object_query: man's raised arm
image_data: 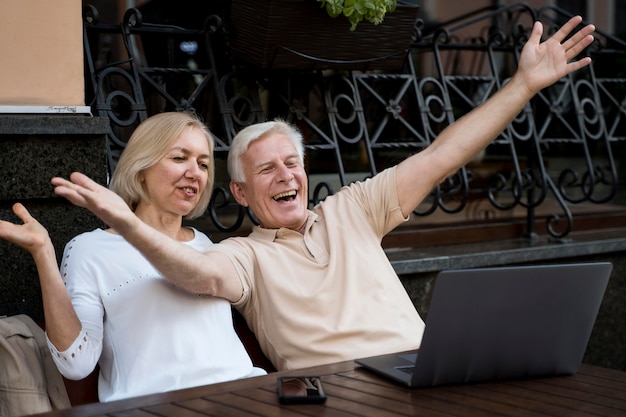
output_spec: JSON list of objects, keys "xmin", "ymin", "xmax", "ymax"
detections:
[
  {"xmin": 395, "ymin": 16, "xmax": 595, "ymax": 217},
  {"xmin": 52, "ymin": 172, "xmax": 243, "ymax": 302}
]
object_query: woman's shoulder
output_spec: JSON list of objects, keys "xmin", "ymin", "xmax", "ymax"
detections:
[
  {"xmin": 60, "ymin": 229, "xmax": 127, "ymax": 274},
  {"xmin": 64, "ymin": 228, "xmax": 123, "ymax": 252}
]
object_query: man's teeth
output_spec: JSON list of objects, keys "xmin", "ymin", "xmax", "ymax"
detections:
[{"xmin": 273, "ymin": 190, "xmax": 296, "ymax": 201}]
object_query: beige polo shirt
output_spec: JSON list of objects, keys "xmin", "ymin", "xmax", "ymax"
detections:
[{"xmin": 211, "ymin": 167, "xmax": 425, "ymax": 370}]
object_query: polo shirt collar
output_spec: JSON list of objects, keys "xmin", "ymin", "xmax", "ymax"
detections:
[{"xmin": 250, "ymin": 211, "xmax": 319, "ymax": 241}]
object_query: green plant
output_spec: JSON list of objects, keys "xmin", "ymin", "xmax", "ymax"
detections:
[{"xmin": 316, "ymin": 0, "xmax": 398, "ymax": 31}]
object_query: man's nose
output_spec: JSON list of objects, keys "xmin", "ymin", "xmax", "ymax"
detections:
[{"xmin": 277, "ymin": 164, "xmax": 294, "ymax": 182}]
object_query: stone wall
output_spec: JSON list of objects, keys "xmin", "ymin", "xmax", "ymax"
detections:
[{"xmin": 0, "ymin": 115, "xmax": 109, "ymax": 322}]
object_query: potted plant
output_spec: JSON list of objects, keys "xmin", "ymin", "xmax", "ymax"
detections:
[
  {"xmin": 228, "ymin": 0, "xmax": 419, "ymax": 71},
  {"xmin": 316, "ymin": 0, "xmax": 398, "ymax": 31}
]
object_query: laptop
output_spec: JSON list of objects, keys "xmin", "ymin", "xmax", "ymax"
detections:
[{"xmin": 355, "ymin": 262, "xmax": 612, "ymax": 387}]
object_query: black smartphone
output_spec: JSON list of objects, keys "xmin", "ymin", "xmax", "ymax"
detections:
[{"xmin": 277, "ymin": 376, "xmax": 327, "ymax": 404}]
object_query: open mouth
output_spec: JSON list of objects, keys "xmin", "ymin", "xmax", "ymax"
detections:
[
  {"xmin": 181, "ymin": 187, "xmax": 198, "ymax": 195},
  {"xmin": 273, "ymin": 190, "xmax": 297, "ymax": 201}
]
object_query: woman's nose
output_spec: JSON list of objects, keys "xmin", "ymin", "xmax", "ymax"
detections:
[{"xmin": 186, "ymin": 161, "xmax": 202, "ymax": 178}]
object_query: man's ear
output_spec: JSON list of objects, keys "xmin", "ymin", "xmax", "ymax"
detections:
[{"xmin": 229, "ymin": 181, "xmax": 249, "ymax": 207}]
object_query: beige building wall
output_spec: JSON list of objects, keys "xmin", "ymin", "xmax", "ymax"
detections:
[{"xmin": 0, "ymin": 0, "xmax": 84, "ymax": 106}]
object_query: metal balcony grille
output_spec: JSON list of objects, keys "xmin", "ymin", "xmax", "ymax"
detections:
[{"xmin": 83, "ymin": 3, "xmax": 626, "ymax": 241}]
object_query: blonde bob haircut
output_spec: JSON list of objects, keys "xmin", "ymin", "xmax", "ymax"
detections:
[
  {"xmin": 227, "ymin": 119, "xmax": 305, "ymax": 183},
  {"xmin": 109, "ymin": 112, "xmax": 215, "ymax": 220}
]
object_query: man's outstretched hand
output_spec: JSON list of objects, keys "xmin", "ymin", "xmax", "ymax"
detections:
[{"xmin": 517, "ymin": 15, "xmax": 594, "ymax": 96}]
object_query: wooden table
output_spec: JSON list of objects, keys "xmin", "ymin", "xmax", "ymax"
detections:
[{"xmin": 33, "ymin": 361, "xmax": 626, "ymax": 416}]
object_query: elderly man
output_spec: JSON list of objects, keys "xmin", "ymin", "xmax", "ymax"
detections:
[{"xmin": 53, "ymin": 17, "xmax": 595, "ymax": 371}]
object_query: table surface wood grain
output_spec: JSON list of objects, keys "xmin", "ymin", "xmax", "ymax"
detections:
[{"xmin": 31, "ymin": 361, "xmax": 626, "ymax": 417}]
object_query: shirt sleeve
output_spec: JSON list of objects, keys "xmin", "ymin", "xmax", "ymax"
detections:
[
  {"xmin": 47, "ymin": 234, "xmax": 104, "ymax": 380},
  {"xmin": 205, "ymin": 240, "xmax": 253, "ymax": 308},
  {"xmin": 340, "ymin": 166, "xmax": 408, "ymax": 237}
]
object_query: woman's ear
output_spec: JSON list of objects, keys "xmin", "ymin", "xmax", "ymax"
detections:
[{"xmin": 229, "ymin": 181, "xmax": 249, "ymax": 207}]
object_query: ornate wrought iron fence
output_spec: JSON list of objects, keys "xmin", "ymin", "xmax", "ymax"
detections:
[{"xmin": 82, "ymin": 3, "xmax": 626, "ymax": 241}]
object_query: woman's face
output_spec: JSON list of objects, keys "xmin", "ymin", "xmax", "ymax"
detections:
[{"xmin": 137, "ymin": 127, "xmax": 211, "ymax": 219}]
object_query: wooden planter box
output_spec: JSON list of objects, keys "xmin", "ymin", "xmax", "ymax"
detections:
[{"xmin": 229, "ymin": 0, "xmax": 419, "ymax": 71}]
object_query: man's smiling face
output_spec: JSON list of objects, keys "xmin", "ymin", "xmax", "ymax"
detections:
[{"xmin": 230, "ymin": 133, "xmax": 309, "ymax": 233}]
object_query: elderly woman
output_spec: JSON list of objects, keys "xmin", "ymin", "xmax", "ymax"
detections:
[{"xmin": 0, "ymin": 112, "xmax": 265, "ymax": 402}]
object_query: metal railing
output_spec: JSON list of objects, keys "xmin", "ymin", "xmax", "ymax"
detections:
[{"xmin": 82, "ymin": 2, "xmax": 626, "ymax": 240}]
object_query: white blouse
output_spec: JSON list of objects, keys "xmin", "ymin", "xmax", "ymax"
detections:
[{"xmin": 47, "ymin": 228, "xmax": 264, "ymax": 402}]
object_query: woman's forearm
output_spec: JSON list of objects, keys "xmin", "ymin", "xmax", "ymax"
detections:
[{"xmin": 31, "ymin": 242, "xmax": 82, "ymax": 350}]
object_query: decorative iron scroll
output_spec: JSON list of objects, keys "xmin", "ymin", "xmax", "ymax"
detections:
[{"xmin": 83, "ymin": 3, "xmax": 625, "ymax": 240}]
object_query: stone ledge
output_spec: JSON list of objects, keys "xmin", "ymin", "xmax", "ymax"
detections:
[
  {"xmin": 388, "ymin": 227, "xmax": 626, "ymax": 274},
  {"xmin": 0, "ymin": 115, "xmax": 109, "ymax": 135}
]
